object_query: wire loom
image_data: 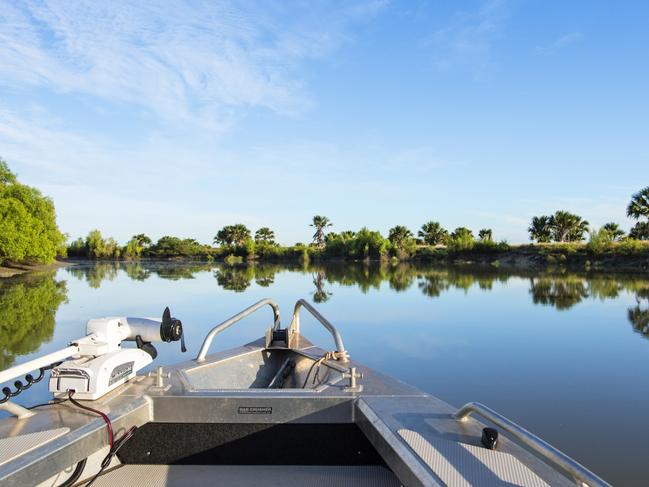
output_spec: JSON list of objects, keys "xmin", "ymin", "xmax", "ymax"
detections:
[{"xmin": 0, "ymin": 361, "xmax": 62, "ymax": 404}]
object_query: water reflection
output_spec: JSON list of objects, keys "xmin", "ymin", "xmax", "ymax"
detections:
[
  {"xmin": 66, "ymin": 262, "xmax": 213, "ymax": 287},
  {"xmin": 529, "ymin": 277, "xmax": 589, "ymax": 310},
  {"xmin": 312, "ymin": 271, "xmax": 332, "ymax": 303},
  {"xmin": 67, "ymin": 262, "xmax": 119, "ymax": 288},
  {"xmin": 0, "ymin": 272, "xmax": 67, "ymax": 369},
  {"xmin": 62, "ymin": 261, "xmax": 649, "ymax": 339},
  {"xmin": 214, "ymin": 266, "xmax": 254, "ymax": 292}
]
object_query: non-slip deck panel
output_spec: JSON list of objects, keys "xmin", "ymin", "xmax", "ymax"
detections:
[
  {"xmin": 117, "ymin": 423, "xmax": 386, "ymax": 466},
  {"xmin": 398, "ymin": 429, "xmax": 550, "ymax": 487},
  {"xmin": 90, "ymin": 465, "xmax": 401, "ymax": 487},
  {"xmin": 0, "ymin": 428, "xmax": 70, "ymax": 467}
]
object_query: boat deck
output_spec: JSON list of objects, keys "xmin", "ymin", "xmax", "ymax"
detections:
[
  {"xmin": 1, "ymin": 334, "xmax": 607, "ymax": 487},
  {"xmin": 91, "ymin": 465, "xmax": 400, "ymax": 487}
]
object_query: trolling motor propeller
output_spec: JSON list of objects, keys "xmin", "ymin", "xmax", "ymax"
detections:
[
  {"xmin": 134, "ymin": 307, "xmax": 187, "ymax": 359},
  {"xmin": 160, "ymin": 307, "xmax": 187, "ymax": 353}
]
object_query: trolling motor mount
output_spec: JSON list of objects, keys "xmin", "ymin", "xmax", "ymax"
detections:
[{"xmin": 48, "ymin": 307, "xmax": 186, "ymax": 400}]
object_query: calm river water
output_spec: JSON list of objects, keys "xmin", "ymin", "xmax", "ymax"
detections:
[{"xmin": 2, "ymin": 261, "xmax": 648, "ymax": 485}]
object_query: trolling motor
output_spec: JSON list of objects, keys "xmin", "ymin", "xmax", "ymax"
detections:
[{"xmin": 46, "ymin": 307, "xmax": 186, "ymax": 400}]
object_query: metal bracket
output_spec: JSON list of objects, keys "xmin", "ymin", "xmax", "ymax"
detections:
[
  {"xmin": 342, "ymin": 367, "xmax": 363, "ymax": 392},
  {"xmin": 0, "ymin": 400, "xmax": 36, "ymax": 419},
  {"xmin": 148, "ymin": 366, "xmax": 171, "ymax": 392}
]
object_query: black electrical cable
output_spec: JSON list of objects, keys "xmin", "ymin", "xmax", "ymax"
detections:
[
  {"xmin": 27, "ymin": 397, "xmax": 69, "ymax": 410},
  {"xmin": 67, "ymin": 391, "xmax": 114, "ymax": 448},
  {"xmin": 82, "ymin": 426, "xmax": 137, "ymax": 487},
  {"xmin": 57, "ymin": 458, "xmax": 87, "ymax": 487}
]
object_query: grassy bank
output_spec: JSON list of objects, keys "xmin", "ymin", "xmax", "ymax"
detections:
[{"xmin": 61, "ymin": 241, "xmax": 649, "ymax": 274}]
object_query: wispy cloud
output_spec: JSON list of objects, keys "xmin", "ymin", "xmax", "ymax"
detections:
[
  {"xmin": 423, "ymin": 0, "xmax": 510, "ymax": 73},
  {"xmin": 0, "ymin": 1, "xmax": 385, "ymax": 129},
  {"xmin": 536, "ymin": 31, "xmax": 583, "ymax": 54}
]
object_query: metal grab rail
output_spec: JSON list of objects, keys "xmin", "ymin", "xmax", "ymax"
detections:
[
  {"xmin": 454, "ymin": 402, "xmax": 611, "ymax": 487},
  {"xmin": 288, "ymin": 299, "xmax": 349, "ymax": 362},
  {"xmin": 196, "ymin": 299, "xmax": 281, "ymax": 362}
]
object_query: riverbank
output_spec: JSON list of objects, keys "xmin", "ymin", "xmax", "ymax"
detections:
[
  {"xmin": 62, "ymin": 242, "xmax": 649, "ymax": 273},
  {"xmin": 422, "ymin": 243, "xmax": 649, "ymax": 273},
  {"xmin": 0, "ymin": 260, "xmax": 68, "ymax": 278}
]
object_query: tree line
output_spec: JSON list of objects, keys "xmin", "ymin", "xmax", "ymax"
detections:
[
  {"xmin": 528, "ymin": 188, "xmax": 649, "ymax": 243},
  {"xmin": 66, "ymin": 187, "xmax": 649, "ymax": 262},
  {"xmin": 1, "ymin": 157, "xmax": 648, "ymax": 266},
  {"xmin": 66, "ymin": 216, "xmax": 508, "ymax": 262}
]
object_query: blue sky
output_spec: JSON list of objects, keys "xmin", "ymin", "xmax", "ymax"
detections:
[{"xmin": 1, "ymin": 0, "xmax": 647, "ymax": 244}]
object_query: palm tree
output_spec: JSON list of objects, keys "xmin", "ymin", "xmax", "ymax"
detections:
[
  {"xmin": 478, "ymin": 228, "xmax": 493, "ymax": 241},
  {"xmin": 310, "ymin": 215, "xmax": 332, "ymax": 248},
  {"xmin": 388, "ymin": 226, "xmax": 413, "ymax": 249},
  {"xmin": 450, "ymin": 227, "xmax": 474, "ymax": 240},
  {"xmin": 230, "ymin": 224, "xmax": 251, "ymax": 245},
  {"xmin": 214, "ymin": 224, "xmax": 251, "ymax": 246},
  {"xmin": 629, "ymin": 221, "xmax": 649, "ymax": 240},
  {"xmin": 132, "ymin": 233, "xmax": 152, "ymax": 247},
  {"xmin": 602, "ymin": 222, "xmax": 625, "ymax": 241},
  {"xmin": 549, "ymin": 211, "xmax": 589, "ymax": 242},
  {"xmin": 627, "ymin": 187, "xmax": 649, "ymax": 220},
  {"xmin": 254, "ymin": 227, "xmax": 275, "ymax": 244},
  {"xmin": 528, "ymin": 216, "xmax": 552, "ymax": 243},
  {"xmin": 418, "ymin": 221, "xmax": 448, "ymax": 245}
]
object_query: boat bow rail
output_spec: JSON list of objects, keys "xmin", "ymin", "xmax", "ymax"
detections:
[
  {"xmin": 196, "ymin": 298, "xmax": 349, "ymax": 363},
  {"xmin": 454, "ymin": 402, "xmax": 611, "ymax": 487}
]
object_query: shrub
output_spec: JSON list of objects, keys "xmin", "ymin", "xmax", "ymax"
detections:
[{"xmin": 587, "ymin": 228, "xmax": 614, "ymax": 254}]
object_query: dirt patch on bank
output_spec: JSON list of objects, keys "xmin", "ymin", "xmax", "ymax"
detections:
[{"xmin": 0, "ymin": 260, "xmax": 68, "ymax": 278}]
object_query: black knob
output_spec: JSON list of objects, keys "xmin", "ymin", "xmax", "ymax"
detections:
[{"xmin": 481, "ymin": 427, "xmax": 498, "ymax": 450}]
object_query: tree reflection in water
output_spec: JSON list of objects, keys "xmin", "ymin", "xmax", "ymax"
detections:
[
  {"xmin": 67, "ymin": 262, "xmax": 119, "ymax": 289},
  {"xmin": 0, "ymin": 272, "xmax": 67, "ymax": 369},
  {"xmin": 214, "ymin": 265, "xmax": 255, "ymax": 292},
  {"xmin": 62, "ymin": 261, "xmax": 649, "ymax": 342},
  {"xmin": 312, "ymin": 271, "xmax": 331, "ymax": 303},
  {"xmin": 627, "ymin": 281, "xmax": 649, "ymax": 339}
]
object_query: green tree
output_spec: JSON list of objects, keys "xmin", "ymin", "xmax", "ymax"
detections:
[
  {"xmin": 478, "ymin": 228, "xmax": 493, "ymax": 241},
  {"xmin": 310, "ymin": 215, "xmax": 332, "ymax": 248},
  {"xmin": 151, "ymin": 236, "xmax": 204, "ymax": 257},
  {"xmin": 0, "ymin": 159, "xmax": 17, "ymax": 185},
  {"xmin": 67, "ymin": 237, "xmax": 87, "ymax": 257},
  {"xmin": 627, "ymin": 187, "xmax": 649, "ymax": 220},
  {"xmin": 254, "ymin": 227, "xmax": 276, "ymax": 244},
  {"xmin": 549, "ymin": 211, "xmax": 589, "ymax": 242},
  {"xmin": 0, "ymin": 158, "xmax": 66, "ymax": 264},
  {"xmin": 350, "ymin": 228, "xmax": 388, "ymax": 259},
  {"xmin": 133, "ymin": 234, "xmax": 152, "ymax": 247},
  {"xmin": 388, "ymin": 225, "xmax": 414, "ymax": 249},
  {"xmin": 448, "ymin": 227, "xmax": 475, "ymax": 251},
  {"xmin": 601, "ymin": 222, "xmax": 625, "ymax": 241},
  {"xmin": 214, "ymin": 224, "xmax": 251, "ymax": 246},
  {"xmin": 85, "ymin": 229, "xmax": 108, "ymax": 259},
  {"xmin": 418, "ymin": 221, "xmax": 448, "ymax": 245},
  {"xmin": 528, "ymin": 216, "xmax": 553, "ymax": 243},
  {"xmin": 629, "ymin": 221, "xmax": 649, "ymax": 240},
  {"xmin": 123, "ymin": 237, "xmax": 144, "ymax": 259},
  {"xmin": 451, "ymin": 227, "xmax": 474, "ymax": 240},
  {"xmin": 123, "ymin": 234, "xmax": 152, "ymax": 258}
]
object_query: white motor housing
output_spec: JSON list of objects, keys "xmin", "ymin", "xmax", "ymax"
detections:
[
  {"xmin": 47, "ymin": 307, "xmax": 185, "ymax": 400},
  {"xmin": 49, "ymin": 348, "xmax": 152, "ymax": 400}
]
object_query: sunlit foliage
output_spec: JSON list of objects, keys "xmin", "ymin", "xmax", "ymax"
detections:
[{"xmin": 0, "ymin": 159, "xmax": 66, "ymax": 264}]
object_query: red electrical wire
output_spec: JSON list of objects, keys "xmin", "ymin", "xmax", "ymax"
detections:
[{"xmin": 67, "ymin": 390, "xmax": 114, "ymax": 448}]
